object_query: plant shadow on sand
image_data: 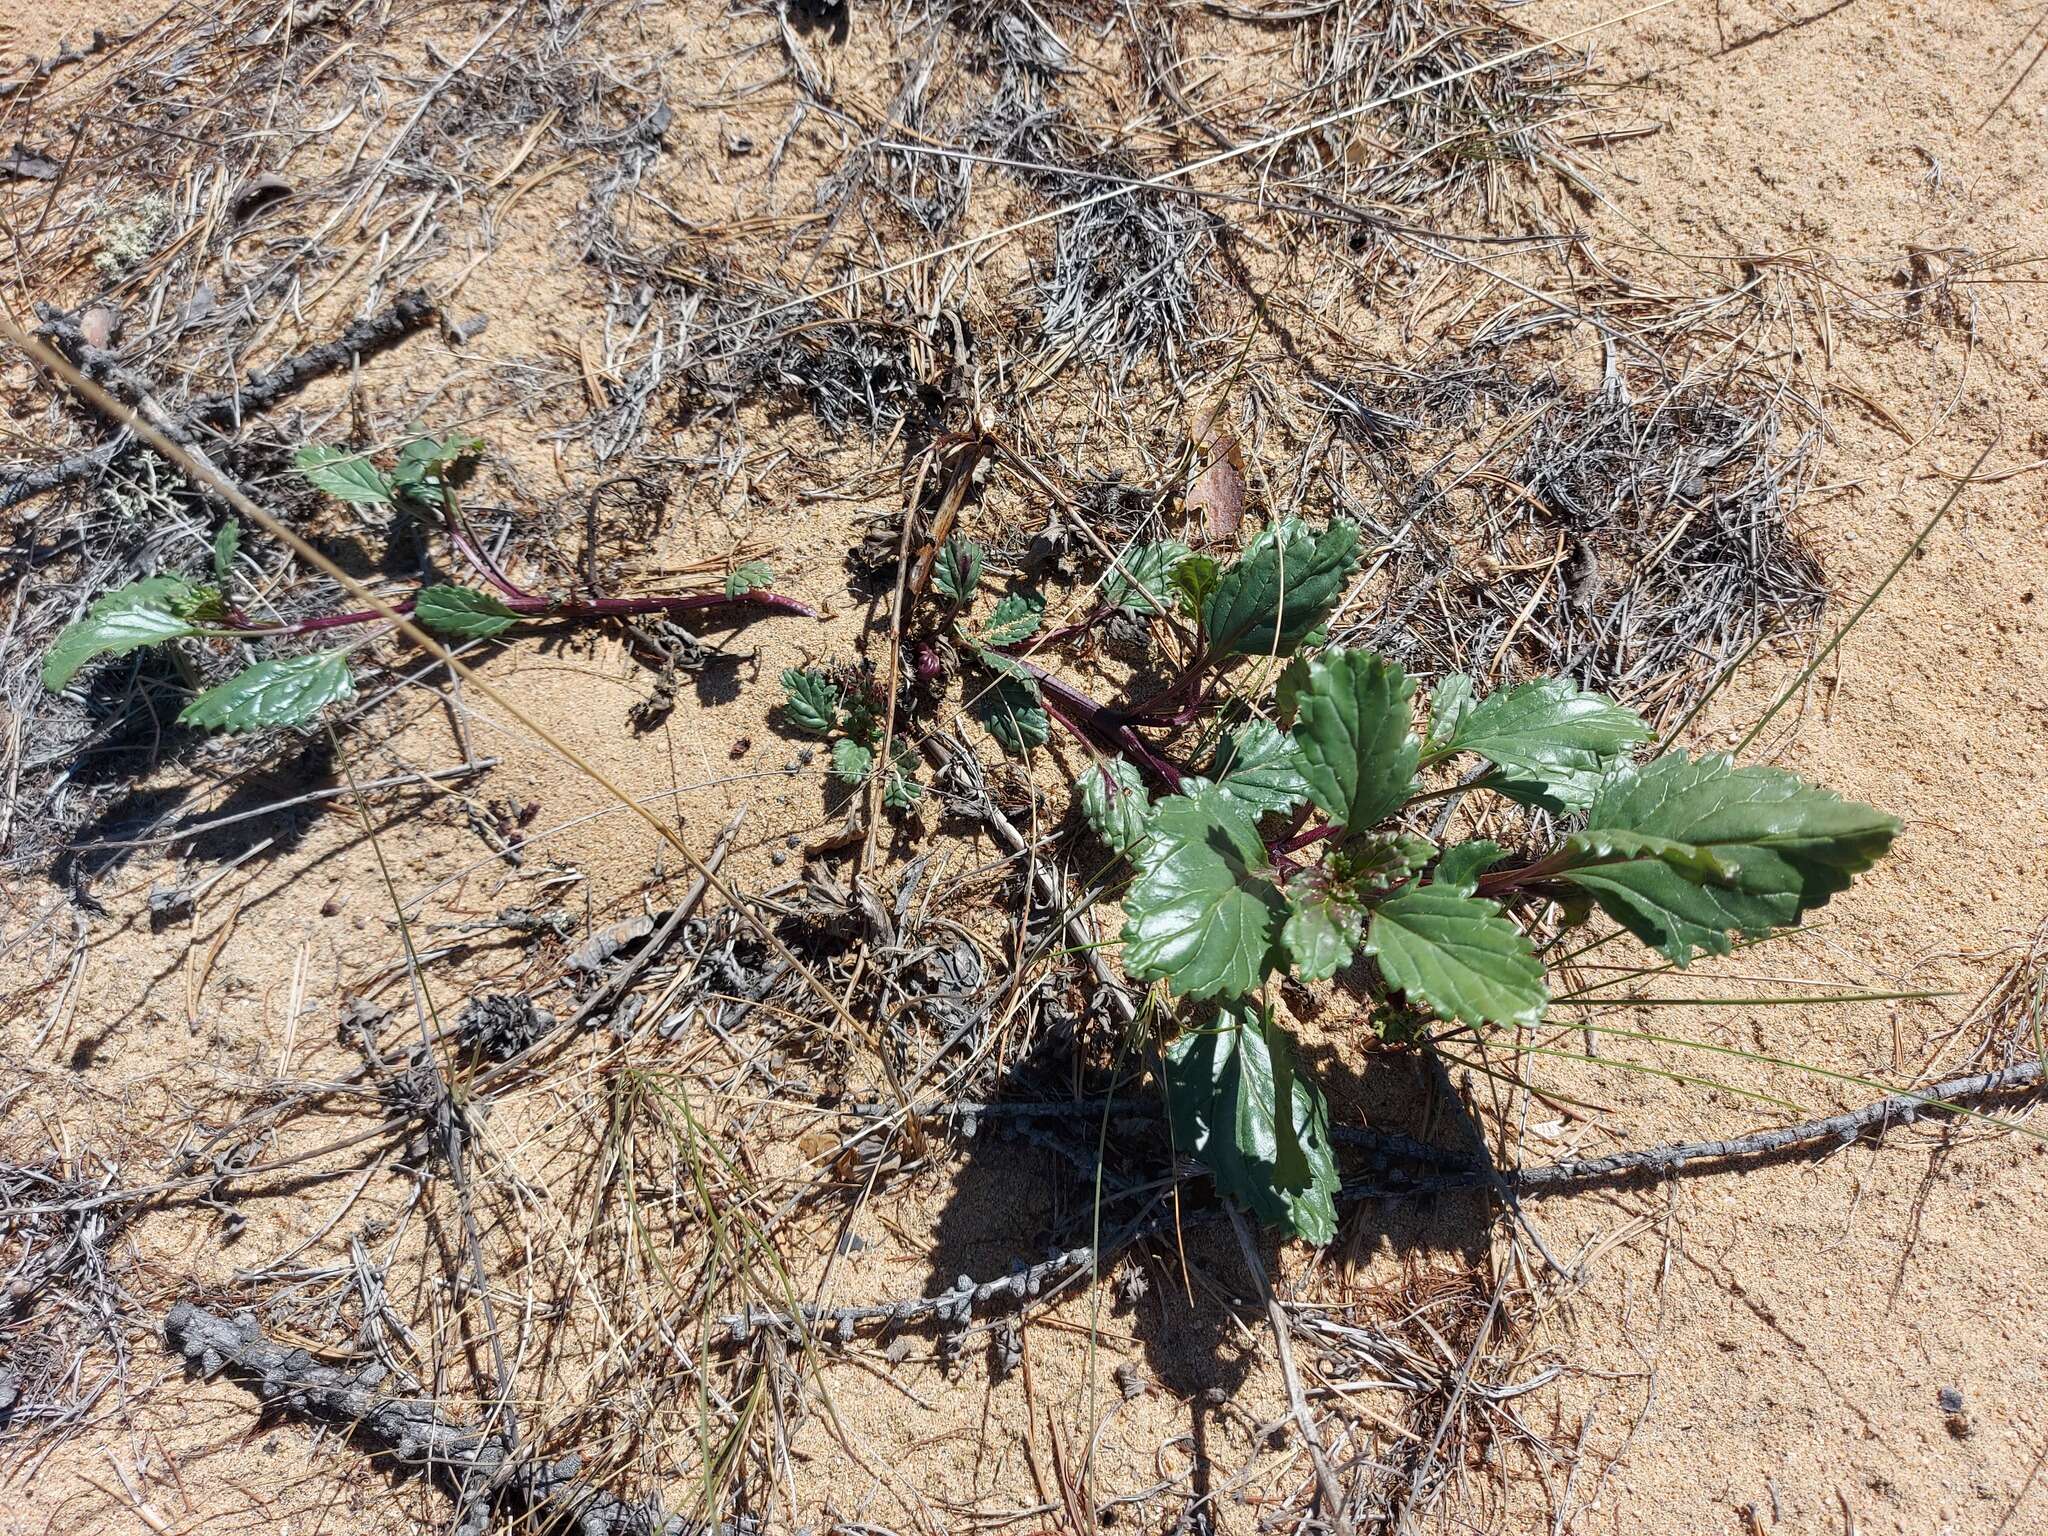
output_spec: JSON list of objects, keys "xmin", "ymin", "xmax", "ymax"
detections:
[{"xmin": 914, "ymin": 1006, "xmax": 1493, "ymax": 1523}]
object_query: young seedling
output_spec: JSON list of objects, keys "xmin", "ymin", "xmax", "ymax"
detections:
[
  {"xmin": 778, "ymin": 663, "xmax": 922, "ymax": 809},
  {"xmin": 40, "ymin": 434, "xmax": 813, "ymax": 732}
]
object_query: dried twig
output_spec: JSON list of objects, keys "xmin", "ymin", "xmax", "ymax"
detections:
[
  {"xmin": 1226, "ymin": 1202, "xmax": 1356, "ymax": 1536},
  {"xmin": 3, "ymin": 292, "xmax": 438, "ymax": 511},
  {"xmin": 163, "ymin": 1304, "xmax": 734, "ymax": 1536}
]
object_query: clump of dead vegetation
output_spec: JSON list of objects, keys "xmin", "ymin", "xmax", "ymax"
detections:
[{"xmin": 0, "ymin": 1140, "xmax": 137, "ymax": 1448}]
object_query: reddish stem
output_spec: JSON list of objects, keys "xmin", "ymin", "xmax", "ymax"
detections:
[
  {"xmin": 1007, "ymin": 653, "xmax": 1187, "ymax": 791},
  {"xmin": 1272, "ymin": 822, "xmax": 1342, "ymax": 857},
  {"xmin": 1474, "ymin": 848, "xmax": 1575, "ymax": 898}
]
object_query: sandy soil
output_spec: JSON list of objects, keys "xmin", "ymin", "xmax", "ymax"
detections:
[{"xmin": 5, "ymin": 1, "xmax": 2048, "ymax": 1534}]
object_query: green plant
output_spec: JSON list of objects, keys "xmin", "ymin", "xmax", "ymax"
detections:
[
  {"xmin": 1099, "ymin": 641, "xmax": 1899, "ymax": 1243},
  {"xmin": 787, "ymin": 520, "xmax": 1358, "ymax": 800},
  {"xmin": 41, "ymin": 434, "xmax": 813, "ymax": 731},
  {"xmin": 778, "ymin": 665, "xmax": 922, "ymax": 809},
  {"xmin": 774, "ymin": 517, "xmax": 1898, "ymax": 1240}
]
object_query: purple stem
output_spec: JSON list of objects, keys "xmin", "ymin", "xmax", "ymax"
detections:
[
  {"xmin": 1272, "ymin": 822, "xmax": 1342, "ymax": 857},
  {"xmin": 1474, "ymin": 848, "xmax": 1575, "ymax": 898},
  {"xmin": 1112, "ymin": 652, "xmax": 1214, "ymax": 726},
  {"xmin": 451, "ymin": 527, "xmax": 533, "ymax": 602},
  {"xmin": 1007, "ymin": 653, "xmax": 1187, "ymax": 791}
]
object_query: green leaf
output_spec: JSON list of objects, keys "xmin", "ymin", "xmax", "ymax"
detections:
[
  {"xmin": 295, "ymin": 445, "xmax": 393, "ymax": 506},
  {"xmin": 1273, "ymin": 654, "xmax": 1312, "ymax": 729},
  {"xmin": 42, "ymin": 576, "xmax": 205, "ymax": 689},
  {"xmin": 390, "ymin": 432, "xmax": 485, "ymax": 500},
  {"xmin": 1557, "ymin": 753, "xmax": 1900, "ymax": 966},
  {"xmin": 1425, "ymin": 673, "xmax": 1475, "ymax": 752},
  {"xmin": 971, "ymin": 645, "xmax": 1040, "ymax": 689},
  {"xmin": 1201, "ymin": 518, "xmax": 1360, "ymax": 658},
  {"xmin": 1169, "ymin": 555, "xmax": 1221, "ymax": 618},
  {"xmin": 725, "ymin": 560, "xmax": 775, "ymax": 598},
  {"xmin": 1432, "ymin": 839, "xmax": 1507, "ymax": 896},
  {"xmin": 413, "ymin": 584, "xmax": 519, "ymax": 639},
  {"xmin": 830, "ymin": 737, "xmax": 873, "ymax": 786},
  {"xmin": 933, "ymin": 537, "xmax": 984, "ymax": 604},
  {"xmin": 1102, "ymin": 540, "xmax": 1191, "ymax": 616},
  {"xmin": 1561, "ymin": 829, "xmax": 1742, "ymax": 883},
  {"xmin": 1078, "ymin": 758, "xmax": 1150, "ymax": 853},
  {"xmin": 1207, "ymin": 719, "xmax": 1310, "ymax": 815},
  {"xmin": 1121, "ymin": 787, "xmax": 1287, "ymax": 1000},
  {"xmin": 169, "ymin": 584, "xmax": 229, "ymax": 623},
  {"xmin": 179, "ymin": 649, "xmax": 356, "ymax": 732},
  {"xmin": 979, "ymin": 590, "xmax": 1044, "ymax": 647},
  {"xmin": 841, "ymin": 694, "xmax": 879, "ymax": 747},
  {"xmin": 780, "ymin": 668, "xmax": 841, "ymax": 736},
  {"xmin": 1163, "ymin": 1001, "xmax": 1339, "ymax": 1244},
  {"xmin": 1281, "ymin": 880, "xmax": 1361, "ymax": 981},
  {"xmin": 883, "ymin": 743, "xmax": 922, "ymax": 809},
  {"xmin": 212, "ymin": 521, "xmax": 242, "ymax": 586},
  {"xmin": 1434, "ymin": 677, "xmax": 1650, "ymax": 811},
  {"xmin": 977, "ymin": 675, "xmax": 1050, "ymax": 755},
  {"xmin": 1365, "ymin": 886, "xmax": 1547, "ymax": 1028},
  {"xmin": 1289, "ymin": 648, "xmax": 1419, "ymax": 831}
]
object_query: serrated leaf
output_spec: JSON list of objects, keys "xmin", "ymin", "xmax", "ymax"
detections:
[
  {"xmin": 971, "ymin": 645, "xmax": 1038, "ymax": 687},
  {"xmin": 979, "ymin": 590, "xmax": 1044, "ymax": 646},
  {"xmin": 1561, "ymin": 829, "xmax": 1742, "ymax": 883},
  {"xmin": 1425, "ymin": 673, "xmax": 1475, "ymax": 752},
  {"xmin": 179, "ymin": 649, "xmax": 356, "ymax": 732},
  {"xmin": 295, "ymin": 445, "xmax": 393, "ymax": 506},
  {"xmin": 167, "ymin": 584, "xmax": 227, "ymax": 622},
  {"xmin": 780, "ymin": 668, "xmax": 841, "ymax": 736},
  {"xmin": 213, "ymin": 521, "xmax": 242, "ymax": 586},
  {"xmin": 725, "ymin": 559, "xmax": 775, "ymax": 598},
  {"xmin": 1102, "ymin": 540, "xmax": 1191, "ymax": 616},
  {"xmin": 933, "ymin": 537, "xmax": 984, "ymax": 603},
  {"xmin": 1432, "ymin": 839, "xmax": 1507, "ymax": 896},
  {"xmin": 977, "ymin": 676, "xmax": 1050, "ymax": 755},
  {"xmin": 413, "ymin": 584, "xmax": 520, "ymax": 639},
  {"xmin": 1078, "ymin": 758, "xmax": 1150, "ymax": 853},
  {"xmin": 1365, "ymin": 885, "xmax": 1547, "ymax": 1028},
  {"xmin": 842, "ymin": 694, "xmax": 879, "ymax": 747},
  {"xmin": 883, "ymin": 767, "xmax": 921, "ymax": 809},
  {"xmin": 1290, "ymin": 648, "xmax": 1419, "ymax": 831},
  {"xmin": 42, "ymin": 576, "xmax": 205, "ymax": 689},
  {"xmin": 1557, "ymin": 753, "xmax": 1900, "ymax": 966},
  {"xmin": 1201, "ymin": 518, "xmax": 1360, "ymax": 658},
  {"xmin": 830, "ymin": 737, "xmax": 873, "ymax": 785},
  {"xmin": 1121, "ymin": 788, "xmax": 1287, "ymax": 1000},
  {"xmin": 1434, "ymin": 677, "xmax": 1650, "ymax": 811},
  {"xmin": 1208, "ymin": 719, "xmax": 1310, "ymax": 815},
  {"xmin": 1281, "ymin": 881, "xmax": 1361, "ymax": 981},
  {"xmin": 1163, "ymin": 1001, "xmax": 1339, "ymax": 1244}
]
